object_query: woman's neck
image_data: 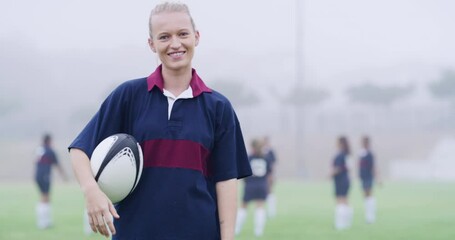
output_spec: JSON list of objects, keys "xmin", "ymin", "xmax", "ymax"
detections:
[{"xmin": 162, "ymin": 66, "xmax": 192, "ymax": 96}]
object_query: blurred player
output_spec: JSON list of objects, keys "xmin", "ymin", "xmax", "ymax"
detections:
[
  {"xmin": 34, "ymin": 133, "xmax": 67, "ymax": 229},
  {"xmin": 263, "ymin": 136, "xmax": 277, "ymax": 218},
  {"xmin": 331, "ymin": 136, "xmax": 353, "ymax": 230},
  {"xmin": 236, "ymin": 139, "xmax": 271, "ymax": 237},
  {"xmin": 359, "ymin": 135, "xmax": 377, "ymax": 223}
]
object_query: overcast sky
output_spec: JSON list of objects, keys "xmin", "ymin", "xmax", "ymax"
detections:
[{"xmin": 1, "ymin": 0, "xmax": 455, "ymax": 89}]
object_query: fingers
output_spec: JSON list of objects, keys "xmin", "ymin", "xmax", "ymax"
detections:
[
  {"xmin": 87, "ymin": 214, "xmax": 97, "ymax": 233},
  {"xmin": 87, "ymin": 209, "xmax": 113, "ymax": 237},
  {"xmin": 106, "ymin": 202, "xmax": 119, "ymax": 235},
  {"xmin": 84, "ymin": 188, "xmax": 118, "ymax": 238},
  {"xmin": 96, "ymin": 214, "xmax": 109, "ymax": 237},
  {"xmin": 104, "ymin": 212, "xmax": 115, "ymax": 236},
  {"xmin": 109, "ymin": 203, "xmax": 120, "ymax": 219}
]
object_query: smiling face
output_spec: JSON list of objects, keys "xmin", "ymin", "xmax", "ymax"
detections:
[{"xmin": 148, "ymin": 11, "xmax": 199, "ymax": 73}]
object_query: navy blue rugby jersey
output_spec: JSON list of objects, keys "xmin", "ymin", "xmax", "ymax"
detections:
[
  {"xmin": 36, "ymin": 146, "xmax": 58, "ymax": 176},
  {"xmin": 245, "ymin": 153, "xmax": 272, "ymax": 187},
  {"xmin": 333, "ymin": 151, "xmax": 349, "ymax": 182},
  {"xmin": 359, "ymin": 150, "xmax": 374, "ymax": 179},
  {"xmin": 69, "ymin": 65, "xmax": 252, "ymax": 239},
  {"xmin": 264, "ymin": 149, "xmax": 276, "ymax": 169}
]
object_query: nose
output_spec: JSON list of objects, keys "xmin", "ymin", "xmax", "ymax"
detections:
[{"xmin": 170, "ymin": 36, "xmax": 182, "ymax": 49}]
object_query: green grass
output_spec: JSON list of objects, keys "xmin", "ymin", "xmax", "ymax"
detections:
[{"xmin": 1, "ymin": 181, "xmax": 454, "ymax": 240}]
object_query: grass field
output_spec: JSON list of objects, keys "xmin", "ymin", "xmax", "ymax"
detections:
[{"xmin": 0, "ymin": 181, "xmax": 454, "ymax": 240}]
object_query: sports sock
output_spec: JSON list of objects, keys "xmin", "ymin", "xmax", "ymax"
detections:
[
  {"xmin": 266, "ymin": 194, "xmax": 277, "ymax": 217},
  {"xmin": 365, "ymin": 197, "xmax": 376, "ymax": 223},
  {"xmin": 36, "ymin": 202, "xmax": 51, "ymax": 229},
  {"xmin": 335, "ymin": 204, "xmax": 351, "ymax": 230},
  {"xmin": 254, "ymin": 208, "xmax": 266, "ymax": 236},
  {"xmin": 235, "ymin": 208, "xmax": 247, "ymax": 235}
]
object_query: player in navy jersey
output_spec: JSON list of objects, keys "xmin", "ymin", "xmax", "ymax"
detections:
[
  {"xmin": 69, "ymin": 2, "xmax": 252, "ymax": 239},
  {"xmin": 359, "ymin": 136, "xmax": 377, "ymax": 223},
  {"xmin": 235, "ymin": 139, "xmax": 271, "ymax": 237},
  {"xmin": 35, "ymin": 133, "xmax": 67, "ymax": 229},
  {"xmin": 331, "ymin": 136, "xmax": 353, "ymax": 230},
  {"xmin": 262, "ymin": 136, "xmax": 277, "ymax": 217}
]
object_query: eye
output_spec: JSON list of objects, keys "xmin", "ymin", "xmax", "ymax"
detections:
[
  {"xmin": 179, "ymin": 32, "xmax": 190, "ymax": 37},
  {"xmin": 158, "ymin": 35, "xmax": 169, "ymax": 41}
]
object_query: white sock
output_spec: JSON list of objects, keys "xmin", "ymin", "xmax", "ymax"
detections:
[
  {"xmin": 335, "ymin": 205, "xmax": 344, "ymax": 230},
  {"xmin": 267, "ymin": 194, "xmax": 277, "ymax": 217},
  {"xmin": 254, "ymin": 208, "xmax": 266, "ymax": 237},
  {"xmin": 335, "ymin": 204, "xmax": 351, "ymax": 230},
  {"xmin": 235, "ymin": 208, "xmax": 247, "ymax": 235},
  {"xmin": 365, "ymin": 197, "xmax": 376, "ymax": 223},
  {"xmin": 36, "ymin": 203, "xmax": 51, "ymax": 229},
  {"xmin": 83, "ymin": 209, "xmax": 92, "ymax": 235}
]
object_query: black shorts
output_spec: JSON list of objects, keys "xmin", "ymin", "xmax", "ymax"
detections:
[
  {"xmin": 243, "ymin": 184, "xmax": 268, "ymax": 203},
  {"xmin": 35, "ymin": 173, "xmax": 50, "ymax": 194},
  {"xmin": 334, "ymin": 178, "xmax": 350, "ymax": 197},
  {"xmin": 361, "ymin": 178, "xmax": 373, "ymax": 191}
]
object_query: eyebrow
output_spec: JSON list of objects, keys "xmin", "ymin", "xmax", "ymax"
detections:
[{"xmin": 155, "ymin": 28, "xmax": 192, "ymax": 36}]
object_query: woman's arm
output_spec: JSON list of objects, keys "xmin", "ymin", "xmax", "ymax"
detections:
[
  {"xmin": 331, "ymin": 166, "xmax": 342, "ymax": 177},
  {"xmin": 70, "ymin": 148, "xmax": 119, "ymax": 237},
  {"xmin": 216, "ymin": 178, "xmax": 238, "ymax": 240}
]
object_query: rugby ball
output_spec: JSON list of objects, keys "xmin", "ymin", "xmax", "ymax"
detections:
[{"xmin": 90, "ymin": 133, "xmax": 143, "ymax": 204}]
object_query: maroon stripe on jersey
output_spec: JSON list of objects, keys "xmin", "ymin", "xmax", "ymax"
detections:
[
  {"xmin": 39, "ymin": 156, "xmax": 52, "ymax": 164},
  {"xmin": 141, "ymin": 139, "xmax": 211, "ymax": 176}
]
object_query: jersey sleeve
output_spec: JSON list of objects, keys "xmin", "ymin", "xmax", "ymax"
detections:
[
  {"xmin": 266, "ymin": 156, "xmax": 273, "ymax": 175},
  {"xmin": 68, "ymin": 84, "xmax": 129, "ymax": 158},
  {"xmin": 370, "ymin": 153, "xmax": 375, "ymax": 168},
  {"xmin": 210, "ymin": 103, "xmax": 252, "ymax": 182},
  {"xmin": 268, "ymin": 150, "xmax": 276, "ymax": 164},
  {"xmin": 334, "ymin": 154, "xmax": 344, "ymax": 167},
  {"xmin": 50, "ymin": 150, "xmax": 59, "ymax": 165}
]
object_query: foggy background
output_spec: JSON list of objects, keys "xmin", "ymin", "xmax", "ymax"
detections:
[{"xmin": 1, "ymin": 0, "xmax": 454, "ymax": 181}]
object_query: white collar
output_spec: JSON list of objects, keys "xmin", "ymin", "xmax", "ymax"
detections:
[
  {"xmin": 162, "ymin": 86, "xmax": 194, "ymax": 120},
  {"xmin": 163, "ymin": 87, "xmax": 193, "ymax": 100}
]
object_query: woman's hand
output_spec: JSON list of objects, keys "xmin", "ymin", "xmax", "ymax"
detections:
[{"xmin": 84, "ymin": 185, "xmax": 119, "ymax": 237}]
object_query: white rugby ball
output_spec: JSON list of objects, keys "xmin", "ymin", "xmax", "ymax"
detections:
[{"xmin": 90, "ymin": 133, "xmax": 143, "ymax": 204}]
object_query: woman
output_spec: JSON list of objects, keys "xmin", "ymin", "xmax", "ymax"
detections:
[
  {"xmin": 359, "ymin": 135, "xmax": 377, "ymax": 223},
  {"xmin": 262, "ymin": 136, "xmax": 277, "ymax": 218},
  {"xmin": 69, "ymin": 2, "xmax": 252, "ymax": 239},
  {"xmin": 35, "ymin": 133, "xmax": 67, "ymax": 229},
  {"xmin": 235, "ymin": 139, "xmax": 270, "ymax": 237},
  {"xmin": 331, "ymin": 136, "xmax": 353, "ymax": 230}
]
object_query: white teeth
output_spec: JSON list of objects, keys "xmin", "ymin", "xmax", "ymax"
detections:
[{"xmin": 169, "ymin": 52, "xmax": 184, "ymax": 57}]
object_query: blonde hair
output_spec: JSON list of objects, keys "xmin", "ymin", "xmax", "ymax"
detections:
[{"xmin": 148, "ymin": 2, "xmax": 196, "ymax": 38}]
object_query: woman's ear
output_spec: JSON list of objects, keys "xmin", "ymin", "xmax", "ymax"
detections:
[
  {"xmin": 195, "ymin": 31, "xmax": 200, "ymax": 46},
  {"xmin": 148, "ymin": 38, "xmax": 156, "ymax": 52}
]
